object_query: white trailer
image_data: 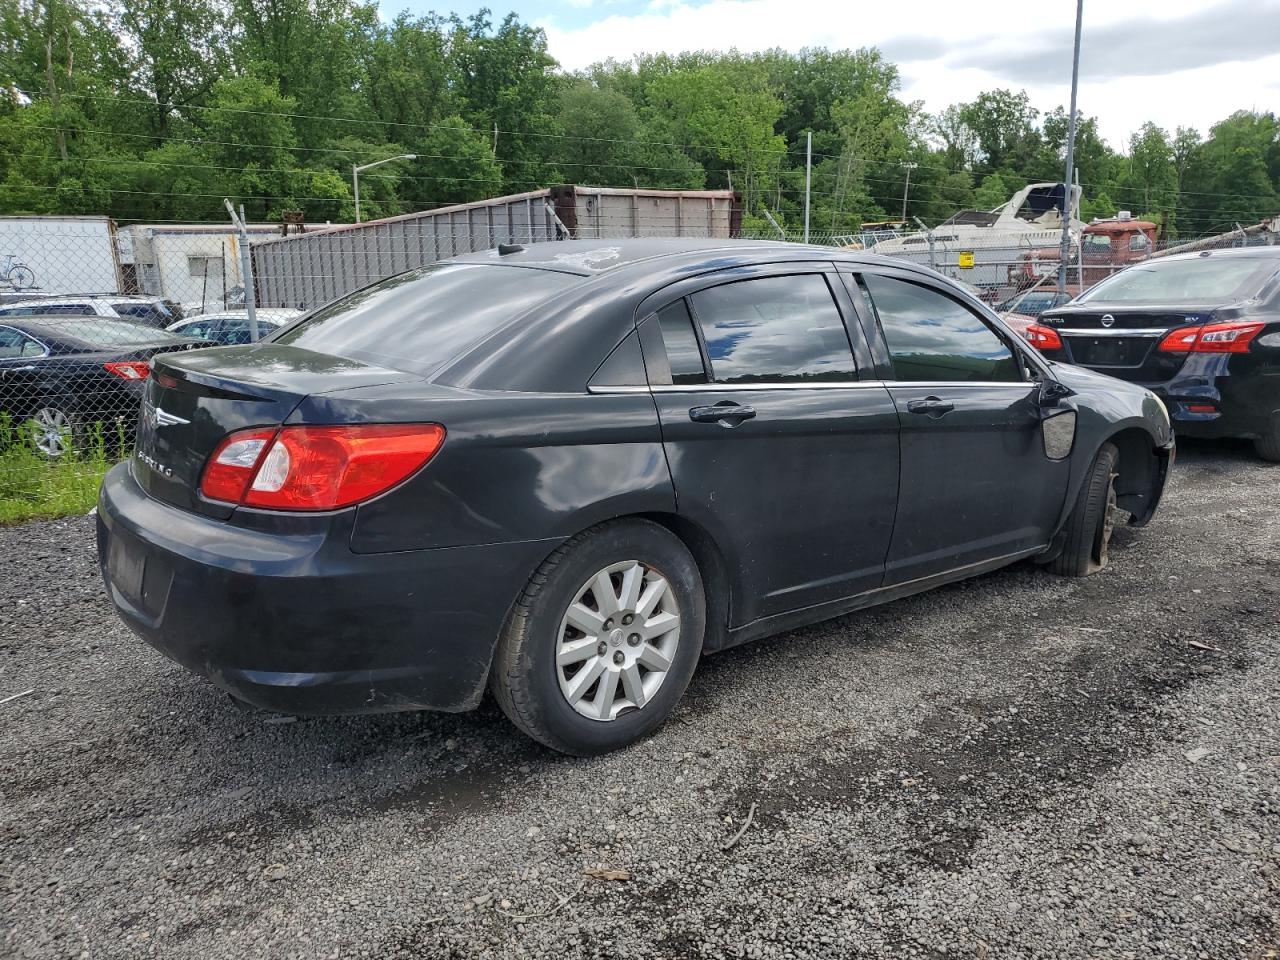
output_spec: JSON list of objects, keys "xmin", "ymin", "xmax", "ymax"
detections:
[{"xmin": 0, "ymin": 215, "xmax": 122, "ymax": 297}]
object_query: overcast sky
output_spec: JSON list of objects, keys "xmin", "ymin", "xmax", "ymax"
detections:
[{"xmin": 404, "ymin": 0, "xmax": 1280, "ymax": 150}]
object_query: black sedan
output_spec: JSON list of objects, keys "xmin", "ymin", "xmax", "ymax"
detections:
[
  {"xmin": 0, "ymin": 317, "xmax": 207, "ymax": 457},
  {"xmin": 1031, "ymin": 247, "xmax": 1280, "ymax": 460},
  {"xmin": 97, "ymin": 240, "xmax": 1174, "ymax": 755}
]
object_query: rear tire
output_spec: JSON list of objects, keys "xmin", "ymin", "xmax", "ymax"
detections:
[
  {"xmin": 1255, "ymin": 416, "xmax": 1280, "ymax": 462},
  {"xmin": 1049, "ymin": 442, "xmax": 1120, "ymax": 577},
  {"xmin": 490, "ymin": 519, "xmax": 705, "ymax": 756}
]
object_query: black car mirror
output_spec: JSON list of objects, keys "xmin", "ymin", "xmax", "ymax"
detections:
[{"xmin": 1037, "ymin": 378, "xmax": 1075, "ymax": 408}]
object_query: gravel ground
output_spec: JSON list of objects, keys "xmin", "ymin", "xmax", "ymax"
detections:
[{"xmin": 2, "ymin": 439, "xmax": 1278, "ymax": 960}]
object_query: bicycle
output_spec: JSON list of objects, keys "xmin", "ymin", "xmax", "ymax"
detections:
[{"xmin": 0, "ymin": 254, "xmax": 36, "ymax": 291}]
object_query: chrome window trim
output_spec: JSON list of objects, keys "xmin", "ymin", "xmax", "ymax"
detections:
[
  {"xmin": 589, "ymin": 379, "xmax": 1032, "ymax": 395},
  {"xmin": 1056, "ymin": 327, "xmax": 1169, "ymax": 337}
]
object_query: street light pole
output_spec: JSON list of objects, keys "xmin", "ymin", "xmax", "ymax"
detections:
[
  {"xmin": 352, "ymin": 154, "xmax": 417, "ymax": 224},
  {"xmin": 901, "ymin": 162, "xmax": 918, "ymax": 222},
  {"xmin": 1058, "ymin": 0, "xmax": 1084, "ymax": 295}
]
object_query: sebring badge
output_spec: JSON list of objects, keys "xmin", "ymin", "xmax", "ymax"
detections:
[
  {"xmin": 1100, "ymin": 314, "xmax": 1116, "ymax": 328},
  {"xmin": 135, "ymin": 450, "xmax": 174, "ymax": 477}
]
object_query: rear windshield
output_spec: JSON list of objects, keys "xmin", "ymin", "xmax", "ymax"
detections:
[
  {"xmin": 59, "ymin": 320, "xmax": 192, "ymax": 347},
  {"xmin": 271, "ymin": 263, "xmax": 579, "ymax": 376},
  {"xmin": 1079, "ymin": 256, "xmax": 1277, "ymax": 304}
]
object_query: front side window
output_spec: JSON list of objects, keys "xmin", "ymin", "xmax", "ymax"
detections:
[
  {"xmin": 862, "ymin": 274, "xmax": 1022, "ymax": 383},
  {"xmin": 687, "ymin": 274, "xmax": 856, "ymax": 384}
]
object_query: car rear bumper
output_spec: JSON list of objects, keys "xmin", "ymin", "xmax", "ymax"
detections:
[
  {"xmin": 97, "ymin": 461, "xmax": 559, "ymax": 715},
  {"xmin": 1149, "ymin": 380, "xmax": 1278, "ymax": 441}
]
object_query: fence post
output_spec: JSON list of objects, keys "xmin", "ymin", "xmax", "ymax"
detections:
[{"xmin": 224, "ymin": 200, "xmax": 259, "ymax": 342}]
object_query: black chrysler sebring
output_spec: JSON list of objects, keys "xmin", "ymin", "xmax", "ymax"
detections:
[{"xmin": 98, "ymin": 239, "xmax": 1174, "ymax": 754}]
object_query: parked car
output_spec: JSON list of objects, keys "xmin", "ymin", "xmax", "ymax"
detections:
[
  {"xmin": 996, "ymin": 288, "xmax": 1075, "ymax": 319},
  {"xmin": 1031, "ymin": 247, "xmax": 1280, "ymax": 460},
  {"xmin": 0, "ymin": 294, "xmax": 183, "ymax": 327},
  {"xmin": 98, "ymin": 240, "xmax": 1173, "ymax": 755},
  {"xmin": 0, "ymin": 317, "xmax": 207, "ymax": 457},
  {"xmin": 0, "ymin": 296, "xmax": 123, "ymax": 320},
  {"xmin": 1000, "ymin": 311, "xmax": 1038, "ymax": 339},
  {"xmin": 167, "ymin": 308, "xmax": 302, "ymax": 345}
]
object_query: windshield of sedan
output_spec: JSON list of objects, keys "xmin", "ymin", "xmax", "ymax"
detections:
[
  {"xmin": 271, "ymin": 263, "xmax": 579, "ymax": 376},
  {"xmin": 1078, "ymin": 256, "xmax": 1276, "ymax": 303}
]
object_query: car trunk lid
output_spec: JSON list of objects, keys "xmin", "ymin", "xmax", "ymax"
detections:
[
  {"xmin": 133, "ymin": 344, "xmax": 423, "ymax": 518},
  {"xmin": 1039, "ymin": 303, "xmax": 1219, "ymax": 382}
]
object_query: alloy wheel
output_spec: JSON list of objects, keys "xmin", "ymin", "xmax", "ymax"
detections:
[
  {"xmin": 556, "ymin": 560, "xmax": 681, "ymax": 721},
  {"xmin": 28, "ymin": 407, "xmax": 72, "ymax": 458}
]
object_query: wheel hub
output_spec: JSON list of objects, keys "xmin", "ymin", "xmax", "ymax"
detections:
[{"xmin": 555, "ymin": 560, "xmax": 681, "ymax": 722}]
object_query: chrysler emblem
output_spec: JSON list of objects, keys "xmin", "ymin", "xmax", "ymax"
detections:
[
  {"xmin": 143, "ymin": 403, "xmax": 190, "ymax": 429},
  {"xmin": 1100, "ymin": 314, "xmax": 1116, "ymax": 328}
]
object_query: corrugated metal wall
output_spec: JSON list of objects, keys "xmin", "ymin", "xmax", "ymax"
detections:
[{"xmin": 252, "ymin": 186, "xmax": 742, "ymax": 308}]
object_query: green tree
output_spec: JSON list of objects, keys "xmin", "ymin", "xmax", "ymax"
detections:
[{"xmin": 958, "ymin": 89, "xmax": 1042, "ymax": 176}]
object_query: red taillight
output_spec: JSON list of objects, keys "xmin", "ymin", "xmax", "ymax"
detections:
[
  {"xmin": 201, "ymin": 428, "xmax": 277, "ymax": 503},
  {"xmin": 1158, "ymin": 322, "xmax": 1264, "ymax": 354},
  {"xmin": 1025, "ymin": 324, "xmax": 1063, "ymax": 351},
  {"xmin": 199, "ymin": 424, "xmax": 445, "ymax": 511},
  {"xmin": 104, "ymin": 360, "xmax": 150, "ymax": 380}
]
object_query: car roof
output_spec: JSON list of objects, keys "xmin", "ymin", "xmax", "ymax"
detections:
[
  {"xmin": 1153, "ymin": 246, "xmax": 1280, "ymax": 264},
  {"xmin": 448, "ymin": 237, "xmax": 913, "ymax": 278},
  {"xmin": 178, "ymin": 309, "xmax": 296, "ymax": 323},
  {"xmin": 0, "ymin": 296, "xmax": 106, "ymax": 308}
]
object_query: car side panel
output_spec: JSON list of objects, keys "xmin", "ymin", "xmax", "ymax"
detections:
[{"xmin": 288, "ymin": 386, "xmax": 676, "ymax": 554}]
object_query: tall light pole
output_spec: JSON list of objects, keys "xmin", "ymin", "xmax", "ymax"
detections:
[
  {"xmin": 1058, "ymin": 0, "xmax": 1084, "ymax": 295},
  {"xmin": 803, "ymin": 131, "xmax": 812, "ymax": 243},
  {"xmin": 353, "ymin": 154, "xmax": 417, "ymax": 224},
  {"xmin": 900, "ymin": 162, "xmax": 918, "ymax": 222}
]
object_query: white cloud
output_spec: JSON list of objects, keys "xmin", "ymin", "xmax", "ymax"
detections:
[{"xmin": 541, "ymin": 0, "xmax": 1280, "ymax": 147}]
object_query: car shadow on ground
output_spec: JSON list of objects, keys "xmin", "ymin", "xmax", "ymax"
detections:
[{"xmin": 145, "ymin": 435, "xmax": 1263, "ymax": 836}]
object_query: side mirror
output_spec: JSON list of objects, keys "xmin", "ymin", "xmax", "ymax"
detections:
[{"xmin": 1038, "ymin": 378, "xmax": 1075, "ymax": 408}]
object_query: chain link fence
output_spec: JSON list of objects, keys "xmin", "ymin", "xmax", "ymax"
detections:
[{"xmin": 2, "ymin": 197, "xmax": 1276, "ymax": 522}]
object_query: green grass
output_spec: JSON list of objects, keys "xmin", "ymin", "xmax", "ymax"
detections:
[{"xmin": 0, "ymin": 416, "xmax": 127, "ymax": 525}]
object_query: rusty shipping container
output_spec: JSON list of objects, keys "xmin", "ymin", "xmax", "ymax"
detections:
[{"xmin": 252, "ymin": 185, "xmax": 743, "ymax": 309}]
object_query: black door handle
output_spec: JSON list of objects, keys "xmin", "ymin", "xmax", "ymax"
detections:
[
  {"xmin": 906, "ymin": 396, "xmax": 955, "ymax": 417},
  {"xmin": 689, "ymin": 401, "xmax": 757, "ymax": 425}
]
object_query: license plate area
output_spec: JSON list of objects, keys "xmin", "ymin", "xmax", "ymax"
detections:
[
  {"xmin": 107, "ymin": 532, "xmax": 173, "ymax": 616},
  {"xmin": 1067, "ymin": 337, "xmax": 1153, "ymax": 367},
  {"xmin": 108, "ymin": 534, "xmax": 145, "ymax": 604}
]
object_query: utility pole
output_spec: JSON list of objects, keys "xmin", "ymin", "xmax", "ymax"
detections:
[
  {"xmin": 224, "ymin": 199, "xmax": 259, "ymax": 343},
  {"xmin": 901, "ymin": 162, "xmax": 918, "ymax": 222},
  {"xmin": 803, "ymin": 131, "xmax": 812, "ymax": 244},
  {"xmin": 1058, "ymin": 0, "xmax": 1084, "ymax": 295}
]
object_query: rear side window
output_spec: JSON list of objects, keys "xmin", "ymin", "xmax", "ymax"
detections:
[
  {"xmin": 656, "ymin": 300, "xmax": 706, "ymax": 384},
  {"xmin": 272, "ymin": 263, "xmax": 578, "ymax": 377},
  {"xmin": 862, "ymin": 274, "xmax": 1021, "ymax": 383},
  {"xmin": 0, "ymin": 327, "xmax": 44, "ymax": 359},
  {"xmin": 687, "ymin": 274, "xmax": 856, "ymax": 384}
]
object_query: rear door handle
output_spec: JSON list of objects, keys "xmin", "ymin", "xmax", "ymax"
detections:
[
  {"xmin": 689, "ymin": 401, "xmax": 757, "ymax": 425},
  {"xmin": 906, "ymin": 396, "xmax": 955, "ymax": 418}
]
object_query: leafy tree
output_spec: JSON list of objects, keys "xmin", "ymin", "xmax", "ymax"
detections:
[{"xmin": 958, "ymin": 89, "xmax": 1041, "ymax": 176}]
